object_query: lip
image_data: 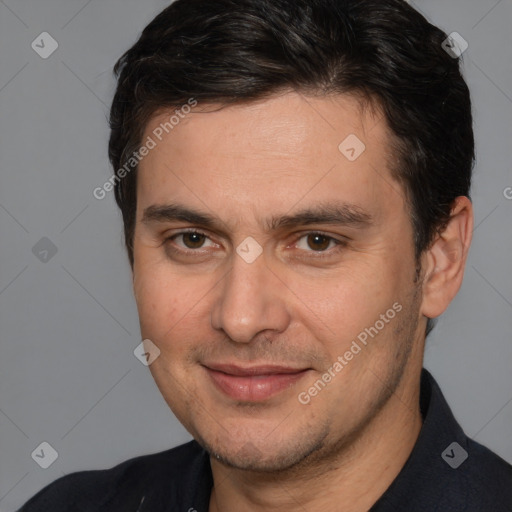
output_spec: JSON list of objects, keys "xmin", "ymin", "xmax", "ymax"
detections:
[{"xmin": 203, "ymin": 363, "xmax": 310, "ymax": 402}]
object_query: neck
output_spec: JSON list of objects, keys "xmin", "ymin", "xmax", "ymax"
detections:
[{"xmin": 209, "ymin": 365, "xmax": 424, "ymax": 512}]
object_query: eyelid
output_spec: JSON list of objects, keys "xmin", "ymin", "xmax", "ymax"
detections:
[
  {"xmin": 166, "ymin": 228, "xmax": 216, "ymax": 251},
  {"xmin": 289, "ymin": 231, "xmax": 347, "ymax": 259},
  {"xmin": 165, "ymin": 228, "xmax": 347, "ymax": 258}
]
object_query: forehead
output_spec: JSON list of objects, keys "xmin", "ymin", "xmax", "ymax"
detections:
[
  {"xmin": 136, "ymin": 91, "xmax": 405, "ymax": 226},
  {"xmin": 144, "ymin": 91, "xmax": 383, "ymax": 159}
]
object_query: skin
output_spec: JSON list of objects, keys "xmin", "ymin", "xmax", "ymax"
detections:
[{"xmin": 131, "ymin": 91, "xmax": 473, "ymax": 512}]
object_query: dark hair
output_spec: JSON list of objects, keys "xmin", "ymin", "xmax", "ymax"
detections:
[{"xmin": 109, "ymin": 0, "xmax": 474, "ymax": 335}]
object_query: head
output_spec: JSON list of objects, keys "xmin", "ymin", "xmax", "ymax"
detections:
[{"xmin": 108, "ymin": 0, "xmax": 474, "ymax": 472}]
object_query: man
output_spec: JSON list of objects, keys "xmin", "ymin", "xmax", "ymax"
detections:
[{"xmin": 19, "ymin": 0, "xmax": 511, "ymax": 510}]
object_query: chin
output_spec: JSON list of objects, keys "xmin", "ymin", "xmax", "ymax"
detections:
[{"xmin": 196, "ymin": 424, "xmax": 330, "ymax": 473}]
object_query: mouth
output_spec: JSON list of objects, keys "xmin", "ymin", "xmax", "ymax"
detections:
[{"xmin": 203, "ymin": 363, "xmax": 311, "ymax": 402}]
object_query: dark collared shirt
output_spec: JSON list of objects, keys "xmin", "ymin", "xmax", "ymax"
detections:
[{"xmin": 19, "ymin": 369, "xmax": 512, "ymax": 511}]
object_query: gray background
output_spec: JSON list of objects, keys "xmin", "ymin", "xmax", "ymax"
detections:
[{"xmin": 0, "ymin": 0, "xmax": 510, "ymax": 510}]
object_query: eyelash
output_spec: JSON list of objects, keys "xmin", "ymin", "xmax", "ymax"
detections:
[{"xmin": 164, "ymin": 229, "xmax": 347, "ymax": 259}]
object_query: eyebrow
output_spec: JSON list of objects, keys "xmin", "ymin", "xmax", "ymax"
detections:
[{"xmin": 141, "ymin": 201, "xmax": 373, "ymax": 233}]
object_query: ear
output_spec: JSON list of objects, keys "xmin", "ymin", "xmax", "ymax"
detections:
[{"xmin": 420, "ymin": 196, "xmax": 473, "ymax": 319}]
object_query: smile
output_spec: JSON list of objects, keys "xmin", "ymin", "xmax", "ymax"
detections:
[{"xmin": 203, "ymin": 364, "xmax": 311, "ymax": 402}]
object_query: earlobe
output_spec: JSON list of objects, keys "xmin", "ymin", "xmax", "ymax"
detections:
[{"xmin": 420, "ymin": 196, "xmax": 473, "ymax": 319}]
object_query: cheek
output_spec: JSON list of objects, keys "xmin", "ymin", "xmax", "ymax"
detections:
[
  {"xmin": 292, "ymin": 265, "xmax": 396, "ymax": 346},
  {"xmin": 133, "ymin": 261, "xmax": 214, "ymax": 350},
  {"xmin": 133, "ymin": 264, "xmax": 180, "ymax": 338}
]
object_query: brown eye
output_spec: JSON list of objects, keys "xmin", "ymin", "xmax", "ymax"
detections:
[
  {"xmin": 180, "ymin": 232, "xmax": 207, "ymax": 249},
  {"xmin": 164, "ymin": 229, "xmax": 218, "ymax": 258},
  {"xmin": 305, "ymin": 233, "xmax": 333, "ymax": 251},
  {"xmin": 293, "ymin": 232, "xmax": 345, "ymax": 258}
]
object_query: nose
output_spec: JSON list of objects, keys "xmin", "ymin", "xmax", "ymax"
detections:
[{"xmin": 210, "ymin": 246, "xmax": 291, "ymax": 343}]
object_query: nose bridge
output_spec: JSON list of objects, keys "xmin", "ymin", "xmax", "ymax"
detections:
[{"xmin": 210, "ymin": 248, "xmax": 289, "ymax": 343}]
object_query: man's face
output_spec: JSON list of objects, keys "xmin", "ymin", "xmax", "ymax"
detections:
[{"xmin": 132, "ymin": 92, "xmax": 425, "ymax": 472}]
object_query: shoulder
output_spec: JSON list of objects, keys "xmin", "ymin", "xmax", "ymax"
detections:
[
  {"xmin": 424, "ymin": 370, "xmax": 512, "ymax": 510},
  {"xmin": 425, "ymin": 371, "xmax": 512, "ymax": 509},
  {"xmin": 374, "ymin": 370, "xmax": 512, "ymax": 512},
  {"xmin": 18, "ymin": 440, "xmax": 206, "ymax": 512},
  {"xmin": 457, "ymin": 437, "xmax": 512, "ymax": 511}
]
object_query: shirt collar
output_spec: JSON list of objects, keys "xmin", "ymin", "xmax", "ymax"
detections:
[{"xmin": 370, "ymin": 368, "xmax": 469, "ymax": 510}]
